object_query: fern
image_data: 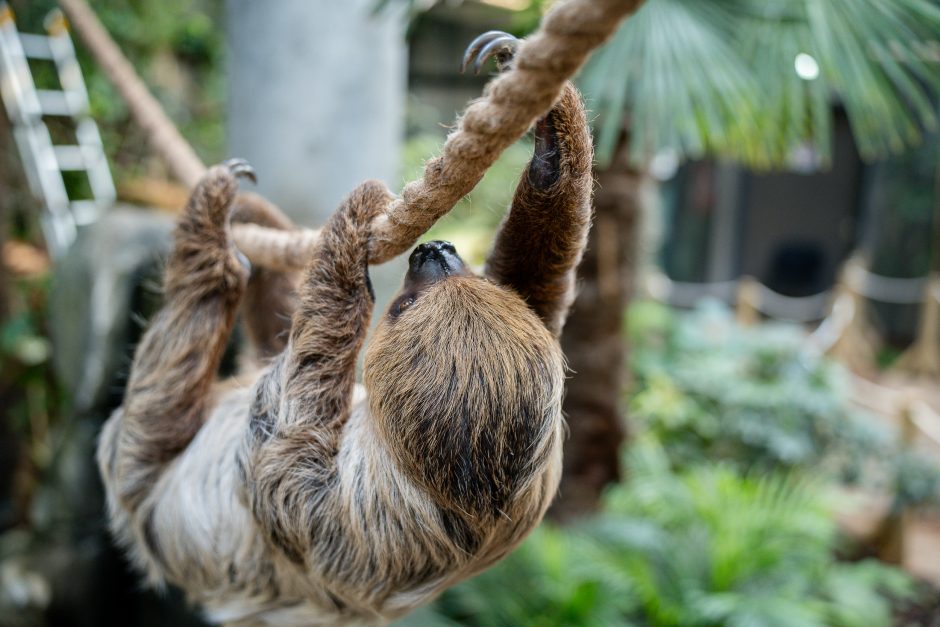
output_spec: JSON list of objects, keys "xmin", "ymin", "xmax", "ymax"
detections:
[{"xmin": 398, "ymin": 439, "xmax": 915, "ymax": 626}]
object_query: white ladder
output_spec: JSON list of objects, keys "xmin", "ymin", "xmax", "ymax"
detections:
[{"xmin": 0, "ymin": 3, "xmax": 115, "ymax": 258}]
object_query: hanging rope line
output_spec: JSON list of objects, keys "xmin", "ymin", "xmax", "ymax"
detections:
[
  {"xmin": 645, "ymin": 258, "xmax": 940, "ymax": 449},
  {"xmin": 750, "ymin": 282, "xmax": 832, "ymax": 322},
  {"xmin": 644, "ymin": 271, "xmax": 739, "ymax": 307},
  {"xmin": 845, "ymin": 263, "xmax": 929, "ymax": 305},
  {"xmin": 645, "ymin": 270, "xmax": 833, "ymax": 321},
  {"xmin": 58, "ymin": 0, "xmax": 645, "ymax": 267},
  {"xmin": 645, "ymin": 265, "xmax": 935, "ymax": 320}
]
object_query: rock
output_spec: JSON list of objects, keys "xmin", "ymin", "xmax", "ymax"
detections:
[{"xmin": 49, "ymin": 207, "xmax": 173, "ymax": 416}]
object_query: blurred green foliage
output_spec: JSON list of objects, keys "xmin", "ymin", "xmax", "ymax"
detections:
[
  {"xmin": 10, "ymin": 0, "xmax": 225, "ymax": 179},
  {"xmin": 404, "ymin": 440, "xmax": 916, "ymax": 627},
  {"xmin": 577, "ymin": 0, "xmax": 940, "ymax": 168},
  {"xmin": 0, "ymin": 274, "xmax": 67, "ymax": 528},
  {"xmin": 627, "ymin": 300, "xmax": 881, "ymax": 475},
  {"xmin": 628, "ymin": 300, "xmax": 940, "ymax": 508},
  {"xmin": 893, "ymin": 451, "xmax": 940, "ymax": 511}
]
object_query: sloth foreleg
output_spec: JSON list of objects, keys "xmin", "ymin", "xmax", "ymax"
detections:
[
  {"xmin": 242, "ymin": 181, "xmax": 390, "ymax": 565},
  {"xmin": 104, "ymin": 160, "xmax": 254, "ymax": 512},
  {"xmin": 477, "ymin": 35, "xmax": 594, "ymax": 338}
]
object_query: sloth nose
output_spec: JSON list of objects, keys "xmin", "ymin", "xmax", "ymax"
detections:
[{"xmin": 407, "ymin": 240, "xmax": 466, "ymax": 283}]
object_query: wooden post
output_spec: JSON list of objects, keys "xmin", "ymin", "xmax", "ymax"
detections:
[
  {"xmin": 892, "ymin": 274, "xmax": 940, "ymax": 378},
  {"xmin": 735, "ymin": 276, "xmax": 761, "ymax": 326},
  {"xmin": 827, "ymin": 258, "xmax": 879, "ymax": 374}
]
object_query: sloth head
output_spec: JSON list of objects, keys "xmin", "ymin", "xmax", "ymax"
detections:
[{"xmin": 364, "ymin": 241, "xmax": 564, "ymax": 520}]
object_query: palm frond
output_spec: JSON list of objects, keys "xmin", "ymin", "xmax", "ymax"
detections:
[
  {"xmin": 803, "ymin": 0, "xmax": 940, "ymax": 159},
  {"xmin": 579, "ymin": 0, "xmax": 940, "ymax": 168},
  {"xmin": 580, "ymin": 0, "xmax": 759, "ymax": 166}
]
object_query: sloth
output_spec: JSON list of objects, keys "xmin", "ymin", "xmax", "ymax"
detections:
[{"xmin": 97, "ymin": 33, "xmax": 592, "ymax": 626}]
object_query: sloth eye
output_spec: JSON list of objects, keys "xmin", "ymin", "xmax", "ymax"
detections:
[{"xmin": 396, "ymin": 296, "xmax": 416, "ymax": 315}]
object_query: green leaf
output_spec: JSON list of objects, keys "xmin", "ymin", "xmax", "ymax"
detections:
[{"xmin": 578, "ymin": 0, "xmax": 940, "ymax": 168}]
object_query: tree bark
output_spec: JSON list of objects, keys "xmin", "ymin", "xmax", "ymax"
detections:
[{"xmin": 551, "ymin": 134, "xmax": 645, "ymax": 520}]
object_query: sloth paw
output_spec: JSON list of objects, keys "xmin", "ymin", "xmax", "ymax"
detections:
[
  {"xmin": 219, "ymin": 159, "xmax": 256, "ymax": 274},
  {"xmin": 461, "ymin": 30, "xmax": 519, "ymax": 75},
  {"xmin": 221, "ymin": 157, "xmax": 257, "ymax": 185},
  {"xmin": 186, "ymin": 159, "xmax": 258, "ymax": 280},
  {"xmin": 196, "ymin": 158, "xmax": 259, "ymax": 227}
]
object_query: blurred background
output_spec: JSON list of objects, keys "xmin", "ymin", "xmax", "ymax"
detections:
[{"xmin": 1, "ymin": 0, "xmax": 940, "ymax": 625}]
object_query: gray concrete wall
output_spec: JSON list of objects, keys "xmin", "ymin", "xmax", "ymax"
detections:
[
  {"xmin": 226, "ymin": 0, "xmax": 408, "ymax": 319},
  {"xmin": 738, "ymin": 113, "xmax": 862, "ymax": 296}
]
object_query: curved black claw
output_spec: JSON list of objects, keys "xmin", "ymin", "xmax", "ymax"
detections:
[
  {"xmin": 222, "ymin": 157, "xmax": 257, "ymax": 184},
  {"xmin": 461, "ymin": 30, "xmax": 519, "ymax": 75}
]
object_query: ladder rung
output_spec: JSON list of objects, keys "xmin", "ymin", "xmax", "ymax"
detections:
[
  {"xmin": 70, "ymin": 200, "xmax": 103, "ymax": 225},
  {"xmin": 36, "ymin": 89, "xmax": 83, "ymax": 116},
  {"xmin": 18, "ymin": 33, "xmax": 54, "ymax": 60},
  {"xmin": 53, "ymin": 144, "xmax": 92, "ymax": 171}
]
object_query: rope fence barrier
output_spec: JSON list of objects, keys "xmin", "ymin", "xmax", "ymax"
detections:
[
  {"xmin": 644, "ymin": 264, "xmax": 935, "ymax": 320},
  {"xmin": 845, "ymin": 263, "xmax": 930, "ymax": 305},
  {"xmin": 644, "ymin": 261, "xmax": 940, "ymax": 452}
]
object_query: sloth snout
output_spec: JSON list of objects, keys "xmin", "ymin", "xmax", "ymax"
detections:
[{"xmin": 408, "ymin": 240, "xmax": 466, "ymax": 283}]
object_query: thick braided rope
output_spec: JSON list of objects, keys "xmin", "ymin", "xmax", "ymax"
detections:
[
  {"xmin": 230, "ymin": 224, "xmax": 323, "ymax": 272},
  {"xmin": 233, "ymin": 0, "xmax": 644, "ymax": 269}
]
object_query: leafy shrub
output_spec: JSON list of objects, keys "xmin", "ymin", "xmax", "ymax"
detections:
[
  {"xmin": 422, "ymin": 526, "xmax": 628, "ymax": 627},
  {"xmin": 402, "ymin": 440, "xmax": 913, "ymax": 627},
  {"xmin": 891, "ymin": 450, "xmax": 940, "ymax": 510},
  {"xmin": 627, "ymin": 300, "xmax": 887, "ymax": 478},
  {"xmin": 595, "ymin": 441, "xmax": 912, "ymax": 626}
]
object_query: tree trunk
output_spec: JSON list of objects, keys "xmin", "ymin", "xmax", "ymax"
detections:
[{"xmin": 551, "ymin": 134, "xmax": 645, "ymax": 521}]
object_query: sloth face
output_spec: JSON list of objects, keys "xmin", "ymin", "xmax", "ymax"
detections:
[
  {"xmin": 364, "ymin": 241, "xmax": 564, "ymax": 518},
  {"xmin": 386, "ymin": 240, "xmax": 473, "ymax": 319}
]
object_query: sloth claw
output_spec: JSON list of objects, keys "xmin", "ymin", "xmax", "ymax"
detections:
[
  {"xmin": 461, "ymin": 30, "xmax": 519, "ymax": 75},
  {"xmin": 222, "ymin": 157, "xmax": 257, "ymax": 184}
]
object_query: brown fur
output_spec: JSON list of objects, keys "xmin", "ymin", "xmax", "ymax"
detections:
[
  {"xmin": 98, "ymin": 79, "xmax": 592, "ymax": 626},
  {"xmin": 485, "ymin": 84, "xmax": 592, "ymax": 336}
]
